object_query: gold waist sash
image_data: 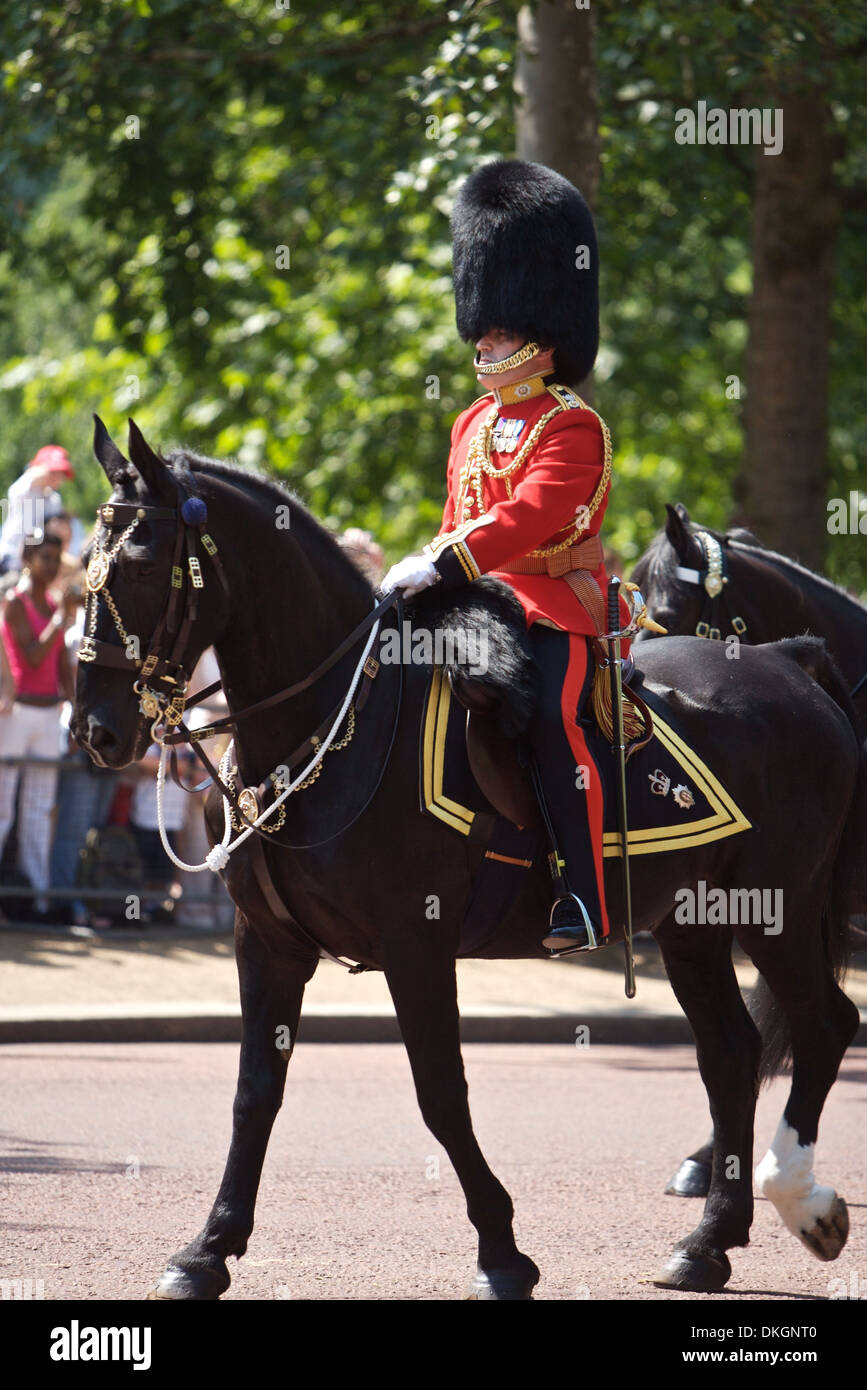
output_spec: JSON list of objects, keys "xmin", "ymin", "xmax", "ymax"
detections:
[{"xmin": 498, "ymin": 535, "xmax": 603, "ymax": 578}]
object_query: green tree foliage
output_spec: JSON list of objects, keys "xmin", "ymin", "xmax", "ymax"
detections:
[{"xmin": 1, "ymin": 1, "xmax": 864, "ymax": 588}]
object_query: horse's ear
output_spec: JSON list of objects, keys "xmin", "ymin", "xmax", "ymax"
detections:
[
  {"xmin": 664, "ymin": 502, "xmax": 697, "ymax": 560},
  {"xmin": 127, "ymin": 419, "xmax": 172, "ymax": 496},
  {"xmin": 93, "ymin": 415, "xmax": 130, "ymax": 486}
]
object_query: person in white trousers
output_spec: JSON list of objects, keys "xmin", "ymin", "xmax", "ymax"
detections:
[{"xmin": 0, "ymin": 535, "xmax": 75, "ymax": 919}]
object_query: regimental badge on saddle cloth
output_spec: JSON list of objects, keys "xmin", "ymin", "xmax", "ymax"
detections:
[{"xmin": 491, "ymin": 417, "xmax": 526, "ymax": 453}]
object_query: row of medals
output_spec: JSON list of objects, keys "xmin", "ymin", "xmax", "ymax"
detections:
[{"xmin": 491, "ymin": 417, "xmax": 526, "ymax": 452}]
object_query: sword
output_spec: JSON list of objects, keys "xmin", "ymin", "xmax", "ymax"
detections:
[{"xmin": 607, "ymin": 576, "xmax": 636, "ymax": 999}]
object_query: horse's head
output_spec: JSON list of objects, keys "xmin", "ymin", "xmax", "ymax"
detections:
[
  {"xmin": 631, "ymin": 503, "xmax": 719, "ymax": 641},
  {"xmin": 71, "ymin": 417, "xmax": 228, "ymax": 767}
]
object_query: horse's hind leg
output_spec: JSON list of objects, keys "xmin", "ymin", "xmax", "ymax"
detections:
[
  {"xmin": 150, "ymin": 913, "xmax": 316, "ymax": 1300},
  {"xmin": 665, "ymin": 971, "xmax": 775, "ymax": 1200},
  {"xmin": 653, "ymin": 914, "xmax": 761, "ymax": 1292},
  {"xmin": 743, "ymin": 918, "xmax": 859, "ymax": 1263},
  {"xmin": 384, "ymin": 940, "xmax": 540, "ymax": 1300}
]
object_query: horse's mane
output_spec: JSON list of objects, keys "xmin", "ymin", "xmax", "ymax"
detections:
[
  {"xmin": 726, "ymin": 535, "xmax": 865, "ymax": 612},
  {"xmin": 164, "ymin": 448, "xmax": 374, "ymax": 602},
  {"xmin": 722, "ymin": 528, "xmax": 864, "ymax": 614}
]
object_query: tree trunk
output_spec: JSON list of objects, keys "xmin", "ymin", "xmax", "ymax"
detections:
[
  {"xmin": 514, "ymin": 0, "xmax": 599, "ymax": 207},
  {"xmin": 738, "ymin": 89, "xmax": 841, "ymax": 568},
  {"xmin": 514, "ymin": 0, "xmax": 599, "ymax": 398}
]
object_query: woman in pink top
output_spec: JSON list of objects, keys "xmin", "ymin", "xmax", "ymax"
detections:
[{"xmin": 0, "ymin": 534, "xmax": 75, "ymax": 919}]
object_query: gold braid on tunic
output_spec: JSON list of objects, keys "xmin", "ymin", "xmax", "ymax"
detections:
[{"xmin": 454, "ymin": 389, "xmax": 613, "ymax": 558}]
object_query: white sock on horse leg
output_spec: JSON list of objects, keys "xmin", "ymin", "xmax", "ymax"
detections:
[{"xmin": 755, "ymin": 1117, "xmax": 837, "ymax": 1237}]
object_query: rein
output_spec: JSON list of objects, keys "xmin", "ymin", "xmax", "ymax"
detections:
[{"xmin": 162, "ymin": 587, "xmax": 404, "ymax": 850}]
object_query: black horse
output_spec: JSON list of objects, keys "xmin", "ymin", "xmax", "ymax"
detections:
[
  {"xmin": 71, "ymin": 422, "xmax": 864, "ymax": 1299},
  {"xmin": 633, "ymin": 503, "xmax": 867, "ymax": 1201}
]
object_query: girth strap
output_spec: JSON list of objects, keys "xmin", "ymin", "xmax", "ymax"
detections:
[{"xmin": 244, "ymin": 832, "xmax": 367, "ymax": 970}]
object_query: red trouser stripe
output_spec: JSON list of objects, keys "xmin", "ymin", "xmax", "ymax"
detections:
[{"xmin": 560, "ymin": 635, "xmax": 610, "ymax": 938}]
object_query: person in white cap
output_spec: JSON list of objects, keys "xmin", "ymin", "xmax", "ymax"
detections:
[{"xmin": 0, "ymin": 444, "xmax": 75, "ymax": 576}]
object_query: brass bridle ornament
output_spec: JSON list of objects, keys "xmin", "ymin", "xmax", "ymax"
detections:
[{"xmin": 80, "ymin": 479, "xmax": 231, "ymax": 742}]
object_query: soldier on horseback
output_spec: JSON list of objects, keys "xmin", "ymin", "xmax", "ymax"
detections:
[{"xmin": 384, "ymin": 159, "xmax": 618, "ymax": 955}]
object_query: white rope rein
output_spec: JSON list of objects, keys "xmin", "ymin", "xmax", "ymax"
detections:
[{"xmin": 155, "ymin": 612, "xmax": 382, "ymax": 873}]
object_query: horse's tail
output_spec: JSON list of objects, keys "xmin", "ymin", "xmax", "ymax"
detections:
[{"xmin": 752, "ymin": 636, "xmax": 864, "ymax": 1082}]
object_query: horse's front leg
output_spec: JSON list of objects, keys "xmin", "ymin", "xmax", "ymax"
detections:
[
  {"xmin": 383, "ymin": 932, "xmax": 540, "ymax": 1300},
  {"xmin": 150, "ymin": 911, "xmax": 316, "ymax": 1299}
]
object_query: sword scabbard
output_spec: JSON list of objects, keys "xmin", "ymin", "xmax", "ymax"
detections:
[{"xmin": 606, "ymin": 577, "xmax": 636, "ymax": 999}]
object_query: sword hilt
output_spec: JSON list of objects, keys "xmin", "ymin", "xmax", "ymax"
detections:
[{"xmin": 607, "ymin": 575, "xmax": 621, "ymax": 639}]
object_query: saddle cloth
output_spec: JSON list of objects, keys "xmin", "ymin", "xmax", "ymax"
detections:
[{"xmin": 419, "ymin": 666, "xmax": 751, "ymax": 953}]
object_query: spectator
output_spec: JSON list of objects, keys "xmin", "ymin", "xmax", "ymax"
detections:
[
  {"xmin": 49, "ymin": 587, "xmax": 119, "ymax": 928},
  {"xmin": 129, "ymin": 742, "xmax": 195, "ymax": 921},
  {"xmin": 45, "ymin": 510, "xmax": 86, "ymax": 588},
  {"xmin": 0, "ymin": 534, "xmax": 75, "ymax": 919},
  {"xmin": 0, "ymin": 634, "xmax": 13, "ymax": 715},
  {"xmin": 0, "ymin": 445, "xmax": 75, "ymax": 576}
]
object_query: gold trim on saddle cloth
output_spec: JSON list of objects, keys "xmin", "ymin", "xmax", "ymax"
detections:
[
  {"xmin": 601, "ymin": 712, "xmax": 751, "ymax": 857},
  {"xmin": 422, "ymin": 666, "xmax": 476, "ymax": 835},
  {"xmin": 421, "ymin": 668, "xmax": 752, "ymax": 855}
]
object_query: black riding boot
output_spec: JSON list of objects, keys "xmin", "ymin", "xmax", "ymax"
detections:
[{"xmin": 525, "ymin": 625, "xmax": 608, "ymax": 955}]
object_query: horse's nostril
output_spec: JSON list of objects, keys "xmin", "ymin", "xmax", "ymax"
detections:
[{"xmin": 86, "ymin": 720, "xmax": 118, "ymax": 756}]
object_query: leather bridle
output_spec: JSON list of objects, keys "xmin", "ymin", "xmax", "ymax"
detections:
[
  {"xmin": 674, "ymin": 530, "xmax": 747, "ymax": 641},
  {"xmin": 79, "ymin": 477, "xmax": 402, "ymax": 845},
  {"xmin": 79, "ymin": 487, "xmax": 231, "ymax": 718}
]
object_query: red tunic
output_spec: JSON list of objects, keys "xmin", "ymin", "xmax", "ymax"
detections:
[{"xmin": 424, "ymin": 383, "xmax": 615, "ymax": 634}]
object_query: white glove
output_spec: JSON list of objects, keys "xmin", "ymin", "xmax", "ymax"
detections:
[{"xmin": 382, "ymin": 554, "xmax": 439, "ymax": 597}]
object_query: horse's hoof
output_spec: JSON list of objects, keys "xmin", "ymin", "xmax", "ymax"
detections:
[
  {"xmin": 798, "ymin": 1196, "xmax": 849, "ymax": 1262},
  {"xmin": 465, "ymin": 1263, "xmax": 540, "ymax": 1301},
  {"xmin": 665, "ymin": 1158, "xmax": 711, "ymax": 1199},
  {"xmin": 652, "ymin": 1248, "xmax": 731, "ymax": 1292},
  {"xmin": 147, "ymin": 1263, "xmax": 231, "ymax": 1301}
]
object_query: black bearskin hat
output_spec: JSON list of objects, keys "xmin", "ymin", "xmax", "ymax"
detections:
[{"xmin": 451, "ymin": 159, "xmax": 599, "ymax": 385}]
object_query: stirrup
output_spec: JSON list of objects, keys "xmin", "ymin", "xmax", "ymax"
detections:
[{"xmin": 543, "ymin": 893, "xmax": 599, "ymax": 955}]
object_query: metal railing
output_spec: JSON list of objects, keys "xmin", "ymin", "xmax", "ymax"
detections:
[{"xmin": 0, "ymin": 750, "xmax": 229, "ymax": 928}]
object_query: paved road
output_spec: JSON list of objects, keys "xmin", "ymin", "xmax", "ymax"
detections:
[{"xmin": 1, "ymin": 1042, "xmax": 864, "ymax": 1302}]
